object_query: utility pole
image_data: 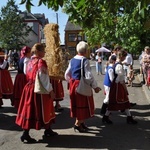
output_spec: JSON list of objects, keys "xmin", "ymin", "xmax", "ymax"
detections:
[
  {"xmin": 56, "ymin": 13, "xmax": 58, "ymax": 24},
  {"xmin": 56, "ymin": 12, "xmax": 61, "ymax": 43}
]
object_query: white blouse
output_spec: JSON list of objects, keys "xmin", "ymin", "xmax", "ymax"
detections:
[
  {"xmin": 23, "ymin": 57, "xmax": 30, "ymax": 74},
  {"xmin": 0, "ymin": 60, "xmax": 8, "ymax": 69},
  {"xmin": 115, "ymin": 63, "xmax": 125, "ymax": 83},
  {"xmin": 38, "ymin": 69, "xmax": 53, "ymax": 92}
]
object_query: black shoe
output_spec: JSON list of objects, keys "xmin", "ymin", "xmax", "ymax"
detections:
[
  {"xmin": 130, "ymin": 103, "xmax": 136, "ymax": 107},
  {"xmin": 127, "ymin": 116, "xmax": 137, "ymax": 124},
  {"xmin": 81, "ymin": 123, "xmax": 89, "ymax": 130},
  {"xmin": 121, "ymin": 109, "xmax": 125, "ymax": 113},
  {"xmin": 55, "ymin": 106, "xmax": 64, "ymax": 112},
  {"xmin": 100, "ymin": 103, "xmax": 108, "ymax": 115},
  {"xmin": 44, "ymin": 129, "xmax": 58, "ymax": 137},
  {"xmin": 20, "ymin": 134, "xmax": 36, "ymax": 143},
  {"xmin": 74, "ymin": 125, "xmax": 86, "ymax": 133},
  {"xmin": 102, "ymin": 115, "xmax": 113, "ymax": 124},
  {"xmin": 0, "ymin": 106, "xmax": 4, "ymax": 109}
]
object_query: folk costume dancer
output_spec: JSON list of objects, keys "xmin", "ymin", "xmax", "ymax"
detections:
[
  {"xmin": 13, "ymin": 46, "xmax": 31, "ymax": 109},
  {"xmin": 100, "ymin": 55, "xmax": 116, "ymax": 114},
  {"xmin": 102, "ymin": 50, "xmax": 137, "ymax": 124},
  {"xmin": 65, "ymin": 41, "xmax": 101, "ymax": 132},
  {"xmin": 0, "ymin": 50, "xmax": 13, "ymax": 108},
  {"xmin": 50, "ymin": 79, "xmax": 64, "ymax": 112},
  {"xmin": 16, "ymin": 43, "xmax": 57, "ymax": 143}
]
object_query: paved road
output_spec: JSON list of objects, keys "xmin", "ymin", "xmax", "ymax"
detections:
[{"xmin": 0, "ymin": 60, "xmax": 150, "ymax": 150}]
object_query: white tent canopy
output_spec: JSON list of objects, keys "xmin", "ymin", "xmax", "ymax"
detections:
[{"xmin": 95, "ymin": 46, "xmax": 111, "ymax": 53}]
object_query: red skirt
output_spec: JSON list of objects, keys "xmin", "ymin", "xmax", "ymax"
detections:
[
  {"xmin": 69, "ymin": 79, "xmax": 95, "ymax": 120},
  {"xmin": 0, "ymin": 70, "xmax": 13, "ymax": 102},
  {"xmin": 0, "ymin": 86, "xmax": 2, "ymax": 106},
  {"xmin": 13, "ymin": 73, "xmax": 27, "ymax": 109},
  {"xmin": 50, "ymin": 79, "xmax": 64, "ymax": 101},
  {"xmin": 15, "ymin": 82, "xmax": 55, "ymax": 130},
  {"xmin": 108, "ymin": 81, "xmax": 130, "ymax": 111}
]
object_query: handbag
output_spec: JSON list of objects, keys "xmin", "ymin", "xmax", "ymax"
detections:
[
  {"xmin": 34, "ymin": 71, "xmax": 49, "ymax": 94},
  {"xmin": 98, "ymin": 57, "xmax": 102, "ymax": 63},
  {"xmin": 76, "ymin": 58, "xmax": 92, "ymax": 96}
]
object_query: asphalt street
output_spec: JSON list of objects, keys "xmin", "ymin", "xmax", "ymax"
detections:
[{"xmin": 0, "ymin": 60, "xmax": 150, "ymax": 150}]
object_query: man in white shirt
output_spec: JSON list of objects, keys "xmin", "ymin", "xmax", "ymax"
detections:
[{"xmin": 122, "ymin": 51, "xmax": 133, "ymax": 83}]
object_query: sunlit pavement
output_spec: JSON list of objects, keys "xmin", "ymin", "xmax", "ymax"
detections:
[{"xmin": 0, "ymin": 59, "xmax": 149, "ymax": 150}]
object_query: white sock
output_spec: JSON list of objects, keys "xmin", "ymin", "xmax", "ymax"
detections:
[
  {"xmin": 125, "ymin": 109, "xmax": 131, "ymax": 116},
  {"xmin": 105, "ymin": 110, "xmax": 111, "ymax": 116}
]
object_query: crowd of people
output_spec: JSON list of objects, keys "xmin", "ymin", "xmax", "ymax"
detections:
[
  {"xmin": 7, "ymin": 49, "xmax": 19, "ymax": 69},
  {"xmin": 1, "ymin": 42, "xmax": 149, "ymax": 143}
]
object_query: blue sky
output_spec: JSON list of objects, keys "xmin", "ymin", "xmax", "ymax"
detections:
[{"xmin": 0, "ymin": 0, "xmax": 69, "ymax": 44}]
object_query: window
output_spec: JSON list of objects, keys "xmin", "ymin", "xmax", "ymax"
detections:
[
  {"xmin": 68, "ymin": 33, "xmax": 76, "ymax": 42},
  {"xmin": 68, "ymin": 47, "xmax": 76, "ymax": 57},
  {"xmin": 77, "ymin": 35, "xmax": 82, "ymax": 41}
]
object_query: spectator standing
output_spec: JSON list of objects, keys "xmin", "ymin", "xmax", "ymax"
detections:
[
  {"xmin": 141, "ymin": 46, "xmax": 150, "ymax": 86},
  {"xmin": 12, "ymin": 49, "xmax": 19, "ymax": 69},
  {"xmin": 122, "ymin": 50, "xmax": 133, "ymax": 83},
  {"xmin": 7, "ymin": 50, "xmax": 14, "ymax": 69},
  {"xmin": 90, "ymin": 53, "xmax": 95, "ymax": 60},
  {"xmin": 95, "ymin": 52, "xmax": 103, "ymax": 75},
  {"xmin": 139, "ymin": 50, "xmax": 144, "ymax": 76},
  {"xmin": 127, "ymin": 65, "xmax": 134, "ymax": 87}
]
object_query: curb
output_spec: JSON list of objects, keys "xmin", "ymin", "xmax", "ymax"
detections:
[{"xmin": 137, "ymin": 74, "xmax": 150, "ymax": 104}]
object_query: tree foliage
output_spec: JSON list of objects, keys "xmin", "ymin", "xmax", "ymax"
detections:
[
  {"xmin": 0, "ymin": 0, "xmax": 31, "ymax": 50},
  {"xmin": 20, "ymin": 0, "xmax": 64, "ymax": 11},
  {"xmin": 20, "ymin": 0, "xmax": 150, "ymax": 53},
  {"xmin": 63, "ymin": 0, "xmax": 150, "ymax": 53}
]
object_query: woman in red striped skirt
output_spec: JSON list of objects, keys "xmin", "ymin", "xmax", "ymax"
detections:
[{"xmin": 65, "ymin": 41, "xmax": 101, "ymax": 132}]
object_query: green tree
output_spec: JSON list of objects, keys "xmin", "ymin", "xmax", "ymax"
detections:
[
  {"xmin": 21, "ymin": 0, "xmax": 150, "ymax": 53},
  {"xmin": 0, "ymin": 0, "xmax": 31, "ymax": 50},
  {"xmin": 63, "ymin": 0, "xmax": 150, "ymax": 53}
]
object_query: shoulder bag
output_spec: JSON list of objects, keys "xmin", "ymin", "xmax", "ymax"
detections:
[
  {"xmin": 76, "ymin": 58, "xmax": 92, "ymax": 96},
  {"xmin": 34, "ymin": 61, "xmax": 49, "ymax": 94}
]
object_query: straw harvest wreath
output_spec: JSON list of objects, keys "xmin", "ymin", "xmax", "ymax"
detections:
[{"xmin": 43, "ymin": 23, "xmax": 68, "ymax": 80}]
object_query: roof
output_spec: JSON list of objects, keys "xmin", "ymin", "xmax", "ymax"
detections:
[
  {"xmin": 20, "ymin": 11, "xmax": 49, "ymax": 25},
  {"xmin": 65, "ymin": 20, "xmax": 82, "ymax": 31},
  {"xmin": 33, "ymin": 13, "xmax": 49, "ymax": 25}
]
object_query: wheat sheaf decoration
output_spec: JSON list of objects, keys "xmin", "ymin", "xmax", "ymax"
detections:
[{"xmin": 43, "ymin": 23, "xmax": 68, "ymax": 80}]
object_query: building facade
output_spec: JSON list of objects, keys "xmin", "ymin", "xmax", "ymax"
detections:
[
  {"xmin": 20, "ymin": 11, "xmax": 49, "ymax": 48},
  {"xmin": 64, "ymin": 20, "xmax": 90, "ymax": 58}
]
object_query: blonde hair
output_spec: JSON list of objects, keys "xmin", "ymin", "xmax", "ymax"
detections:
[
  {"xmin": 76, "ymin": 41, "xmax": 88, "ymax": 54},
  {"xmin": 31, "ymin": 43, "xmax": 45, "ymax": 54}
]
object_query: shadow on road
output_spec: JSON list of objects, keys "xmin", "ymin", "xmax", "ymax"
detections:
[{"xmin": 0, "ymin": 104, "xmax": 150, "ymax": 149}]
